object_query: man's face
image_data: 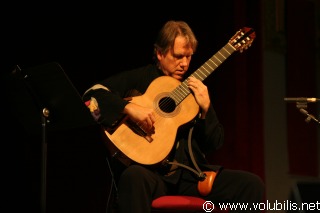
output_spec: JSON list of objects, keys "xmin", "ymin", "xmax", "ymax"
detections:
[{"xmin": 157, "ymin": 36, "xmax": 194, "ymax": 81}]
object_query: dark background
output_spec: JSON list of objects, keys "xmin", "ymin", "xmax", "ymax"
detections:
[{"xmin": 2, "ymin": 1, "xmax": 319, "ymax": 213}]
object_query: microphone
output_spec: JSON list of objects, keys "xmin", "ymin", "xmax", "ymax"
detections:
[
  {"xmin": 299, "ymin": 108, "xmax": 320, "ymax": 124},
  {"xmin": 284, "ymin": 97, "xmax": 320, "ymax": 102}
]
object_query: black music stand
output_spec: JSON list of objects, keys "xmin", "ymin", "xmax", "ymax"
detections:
[{"xmin": 6, "ymin": 62, "xmax": 96, "ymax": 213}]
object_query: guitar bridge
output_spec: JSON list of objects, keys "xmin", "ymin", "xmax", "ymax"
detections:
[{"xmin": 126, "ymin": 119, "xmax": 153, "ymax": 143}]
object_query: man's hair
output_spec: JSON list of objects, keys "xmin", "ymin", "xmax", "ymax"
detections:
[{"xmin": 153, "ymin": 20, "xmax": 198, "ymax": 63}]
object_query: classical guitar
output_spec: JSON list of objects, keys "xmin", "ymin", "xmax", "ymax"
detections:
[{"xmin": 104, "ymin": 27, "xmax": 256, "ymax": 166}]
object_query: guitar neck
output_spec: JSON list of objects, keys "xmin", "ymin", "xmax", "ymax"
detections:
[
  {"xmin": 192, "ymin": 43, "xmax": 236, "ymax": 80},
  {"xmin": 170, "ymin": 43, "xmax": 236, "ymax": 105}
]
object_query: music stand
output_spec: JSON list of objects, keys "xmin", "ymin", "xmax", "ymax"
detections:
[{"xmin": 5, "ymin": 62, "xmax": 96, "ymax": 213}]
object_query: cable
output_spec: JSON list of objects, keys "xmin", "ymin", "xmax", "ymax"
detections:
[{"xmin": 105, "ymin": 156, "xmax": 118, "ymax": 213}]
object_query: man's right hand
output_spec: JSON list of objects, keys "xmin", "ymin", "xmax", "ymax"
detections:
[{"xmin": 123, "ymin": 102, "xmax": 155, "ymax": 133}]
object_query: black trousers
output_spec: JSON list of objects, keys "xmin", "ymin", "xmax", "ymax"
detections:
[{"xmin": 117, "ymin": 165, "xmax": 264, "ymax": 213}]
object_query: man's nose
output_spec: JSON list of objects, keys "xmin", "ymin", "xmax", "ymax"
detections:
[{"xmin": 180, "ymin": 57, "xmax": 189, "ymax": 66}]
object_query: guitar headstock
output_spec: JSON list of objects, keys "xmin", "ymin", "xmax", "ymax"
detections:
[{"xmin": 229, "ymin": 27, "xmax": 256, "ymax": 53}]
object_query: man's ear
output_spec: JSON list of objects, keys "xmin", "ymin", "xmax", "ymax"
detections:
[{"xmin": 156, "ymin": 49, "xmax": 163, "ymax": 61}]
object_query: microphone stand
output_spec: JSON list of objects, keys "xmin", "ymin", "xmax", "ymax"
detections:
[
  {"xmin": 295, "ymin": 102, "xmax": 320, "ymax": 126},
  {"xmin": 40, "ymin": 108, "xmax": 49, "ymax": 213}
]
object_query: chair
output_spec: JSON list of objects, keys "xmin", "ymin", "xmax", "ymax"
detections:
[
  {"xmin": 151, "ymin": 195, "xmax": 205, "ymax": 212},
  {"xmin": 151, "ymin": 195, "xmax": 229, "ymax": 212}
]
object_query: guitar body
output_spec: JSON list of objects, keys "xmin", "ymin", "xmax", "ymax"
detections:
[{"xmin": 104, "ymin": 76, "xmax": 199, "ymax": 165}]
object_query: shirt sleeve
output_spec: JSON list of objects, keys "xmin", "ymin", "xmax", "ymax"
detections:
[
  {"xmin": 83, "ymin": 86, "xmax": 129, "ymax": 128},
  {"xmin": 193, "ymin": 104, "xmax": 224, "ymax": 153}
]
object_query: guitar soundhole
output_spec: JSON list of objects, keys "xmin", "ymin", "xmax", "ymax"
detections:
[{"xmin": 159, "ymin": 97, "xmax": 176, "ymax": 113}]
